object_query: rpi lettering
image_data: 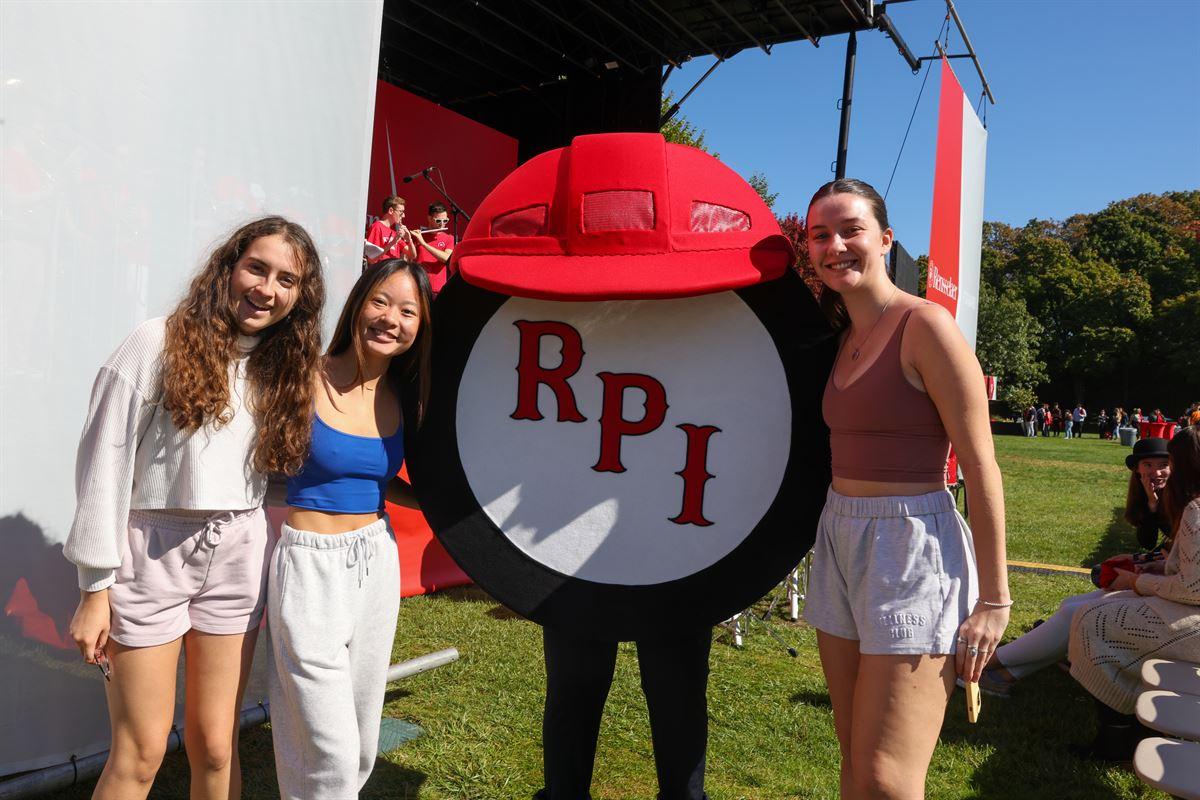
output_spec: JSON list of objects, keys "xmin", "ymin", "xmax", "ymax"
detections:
[{"xmin": 510, "ymin": 320, "xmax": 720, "ymax": 527}]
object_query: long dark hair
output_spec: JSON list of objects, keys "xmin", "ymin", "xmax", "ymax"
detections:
[
  {"xmin": 1125, "ymin": 471, "xmax": 1170, "ymax": 534},
  {"xmin": 162, "ymin": 216, "xmax": 325, "ymax": 475},
  {"xmin": 806, "ymin": 178, "xmax": 891, "ymax": 331},
  {"xmin": 1165, "ymin": 426, "xmax": 1200, "ymax": 538},
  {"xmin": 326, "ymin": 259, "xmax": 433, "ymax": 426}
]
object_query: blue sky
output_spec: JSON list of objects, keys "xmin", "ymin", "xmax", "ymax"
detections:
[{"xmin": 664, "ymin": 0, "xmax": 1200, "ymax": 257}]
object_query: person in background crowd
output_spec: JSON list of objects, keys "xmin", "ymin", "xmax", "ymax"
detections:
[
  {"xmin": 1073, "ymin": 404, "xmax": 1087, "ymax": 439},
  {"xmin": 65, "ymin": 217, "xmax": 325, "ymax": 800},
  {"xmin": 1069, "ymin": 426, "xmax": 1200, "ymax": 761},
  {"xmin": 1189, "ymin": 403, "xmax": 1200, "ymax": 427},
  {"xmin": 365, "ymin": 196, "xmax": 416, "ymax": 265},
  {"xmin": 1152, "ymin": 408, "xmax": 1166, "ymax": 424},
  {"xmin": 967, "ymin": 438, "xmax": 1172, "ymax": 697},
  {"xmin": 1097, "ymin": 409, "xmax": 1109, "ymax": 439},
  {"xmin": 802, "ymin": 179, "xmax": 1009, "ymax": 799},
  {"xmin": 1045, "ymin": 404, "xmax": 1056, "ymax": 437},
  {"xmin": 1024, "ymin": 405, "xmax": 1036, "ymax": 437},
  {"xmin": 410, "ymin": 201, "xmax": 455, "ymax": 295},
  {"xmin": 1036, "ymin": 404, "xmax": 1047, "ymax": 437},
  {"xmin": 1052, "ymin": 404, "xmax": 1064, "ymax": 437}
]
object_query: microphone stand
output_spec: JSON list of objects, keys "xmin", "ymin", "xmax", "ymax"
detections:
[{"xmin": 419, "ymin": 167, "xmax": 471, "ymax": 244}]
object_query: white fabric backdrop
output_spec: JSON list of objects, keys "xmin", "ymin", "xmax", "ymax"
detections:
[{"xmin": 0, "ymin": 0, "xmax": 382, "ymax": 775}]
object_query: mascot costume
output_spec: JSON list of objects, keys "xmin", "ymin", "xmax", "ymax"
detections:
[{"xmin": 411, "ymin": 133, "xmax": 836, "ymax": 799}]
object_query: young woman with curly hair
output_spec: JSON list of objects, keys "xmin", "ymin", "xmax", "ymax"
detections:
[
  {"xmin": 267, "ymin": 259, "xmax": 430, "ymax": 799},
  {"xmin": 64, "ymin": 216, "xmax": 324, "ymax": 800}
]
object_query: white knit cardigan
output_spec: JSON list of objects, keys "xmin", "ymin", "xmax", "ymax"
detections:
[{"xmin": 63, "ymin": 318, "xmax": 265, "ymax": 591}]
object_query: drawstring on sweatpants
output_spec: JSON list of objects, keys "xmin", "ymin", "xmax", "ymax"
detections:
[
  {"xmin": 188, "ymin": 511, "xmax": 236, "ymax": 560},
  {"xmin": 203, "ymin": 511, "xmax": 235, "ymax": 547},
  {"xmin": 346, "ymin": 534, "xmax": 377, "ymax": 587}
]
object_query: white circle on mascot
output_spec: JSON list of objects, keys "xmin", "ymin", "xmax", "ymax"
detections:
[{"xmin": 456, "ymin": 292, "xmax": 792, "ymax": 585}]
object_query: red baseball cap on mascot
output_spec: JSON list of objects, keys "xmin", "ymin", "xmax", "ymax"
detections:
[{"xmin": 452, "ymin": 132, "xmax": 795, "ymax": 300}]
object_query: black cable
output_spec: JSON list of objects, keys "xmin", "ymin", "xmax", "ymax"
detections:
[
  {"xmin": 883, "ymin": 16, "xmax": 949, "ymax": 201},
  {"xmin": 883, "ymin": 58, "xmax": 932, "ymax": 201}
]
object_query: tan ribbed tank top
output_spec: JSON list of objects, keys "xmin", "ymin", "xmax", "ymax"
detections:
[{"xmin": 822, "ymin": 307, "xmax": 950, "ymax": 482}]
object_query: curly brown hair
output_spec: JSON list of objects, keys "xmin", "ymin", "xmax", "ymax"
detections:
[{"xmin": 161, "ymin": 216, "xmax": 325, "ymax": 475}]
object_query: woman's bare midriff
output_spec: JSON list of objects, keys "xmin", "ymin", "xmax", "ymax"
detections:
[
  {"xmin": 831, "ymin": 476, "xmax": 948, "ymax": 498},
  {"xmin": 287, "ymin": 508, "xmax": 384, "ymax": 535}
]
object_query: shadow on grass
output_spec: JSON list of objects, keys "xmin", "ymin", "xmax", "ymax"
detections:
[
  {"xmin": 425, "ymin": 584, "xmax": 530, "ymax": 622},
  {"xmin": 384, "ymin": 687, "xmax": 414, "ymax": 704},
  {"xmin": 938, "ymin": 670, "xmax": 1121, "ymax": 800},
  {"xmin": 40, "ymin": 720, "xmax": 430, "ymax": 799},
  {"xmin": 1082, "ymin": 506, "xmax": 1140, "ymax": 568},
  {"xmin": 788, "ymin": 688, "xmax": 831, "ymax": 709}
]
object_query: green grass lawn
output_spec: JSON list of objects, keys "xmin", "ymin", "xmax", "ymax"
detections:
[{"xmin": 44, "ymin": 434, "xmax": 1171, "ymax": 799}]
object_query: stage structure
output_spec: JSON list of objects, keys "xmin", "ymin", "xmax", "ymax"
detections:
[{"xmin": 378, "ymin": 0, "xmax": 929, "ymax": 164}]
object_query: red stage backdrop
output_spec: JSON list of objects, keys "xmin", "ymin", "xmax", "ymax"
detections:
[
  {"xmin": 368, "ymin": 80, "xmax": 519, "ymax": 596},
  {"xmin": 367, "ymin": 81, "xmax": 518, "ymax": 236}
]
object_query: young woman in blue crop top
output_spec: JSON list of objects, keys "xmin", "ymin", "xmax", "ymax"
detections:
[
  {"xmin": 267, "ymin": 259, "xmax": 430, "ymax": 800},
  {"xmin": 801, "ymin": 180, "xmax": 1010, "ymax": 799}
]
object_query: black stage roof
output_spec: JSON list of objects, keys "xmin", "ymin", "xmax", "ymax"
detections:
[
  {"xmin": 382, "ymin": 1, "xmax": 878, "ymax": 105},
  {"xmin": 379, "ymin": 0, "xmax": 905, "ymax": 161}
]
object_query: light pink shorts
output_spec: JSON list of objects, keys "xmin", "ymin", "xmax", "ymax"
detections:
[{"xmin": 108, "ymin": 508, "xmax": 274, "ymax": 647}]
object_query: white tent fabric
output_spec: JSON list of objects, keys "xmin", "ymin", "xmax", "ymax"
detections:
[{"xmin": 0, "ymin": 0, "xmax": 382, "ymax": 776}]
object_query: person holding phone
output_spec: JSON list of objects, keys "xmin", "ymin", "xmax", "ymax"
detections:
[
  {"xmin": 801, "ymin": 179, "xmax": 1010, "ymax": 799},
  {"xmin": 65, "ymin": 217, "xmax": 325, "ymax": 799}
]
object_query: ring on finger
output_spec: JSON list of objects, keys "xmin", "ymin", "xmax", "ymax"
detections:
[{"xmin": 968, "ymin": 645, "xmax": 980, "ymax": 656}]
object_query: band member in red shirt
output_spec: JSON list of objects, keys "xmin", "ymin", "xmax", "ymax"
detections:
[
  {"xmin": 411, "ymin": 202, "xmax": 455, "ymax": 294},
  {"xmin": 365, "ymin": 195, "xmax": 416, "ymax": 264}
]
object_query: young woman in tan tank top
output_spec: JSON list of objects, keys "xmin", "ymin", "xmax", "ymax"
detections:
[{"xmin": 801, "ymin": 179, "xmax": 1010, "ymax": 799}]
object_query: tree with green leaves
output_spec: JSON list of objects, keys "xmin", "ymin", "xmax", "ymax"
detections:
[
  {"xmin": 660, "ymin": 93, "xmax": 779, "ymax": 211},
  {"xmin": 975, "ymin": 283, "xmax": 1047, "ymax": 412},
  {"xmin": 976, "ymin": 190, "xmax": 1198, "ymax": 412}
]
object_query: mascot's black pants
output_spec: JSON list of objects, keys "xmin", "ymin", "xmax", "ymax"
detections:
[{"xmin": 536, "ymin": 626, "xmax": 712, "ymax": 800}]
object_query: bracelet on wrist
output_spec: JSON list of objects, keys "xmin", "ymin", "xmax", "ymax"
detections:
[{"xmin": 975, "ymin": 598, "xmax": 1013, "ymax": 609}]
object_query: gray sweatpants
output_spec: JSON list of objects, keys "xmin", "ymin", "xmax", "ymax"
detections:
[{"xmin": 267, "ymin": 518, "xmax": 401, "ymax": 800}]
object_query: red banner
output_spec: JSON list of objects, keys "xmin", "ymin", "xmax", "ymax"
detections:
[{"xmin": 927, "ymin": 57, "xmax": 987, "ymax": 351}]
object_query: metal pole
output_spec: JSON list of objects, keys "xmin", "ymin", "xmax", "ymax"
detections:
[
  {"xmin": 386, "ymin": 647, "xmax": 460, "ymax": 683},
  {"xmin": 834, "ymin": 30, "xmax": 857, "ymax": 179},
  {"xmin": 945, "ymin": 0, "xmax": 996, "ymax": 104}
]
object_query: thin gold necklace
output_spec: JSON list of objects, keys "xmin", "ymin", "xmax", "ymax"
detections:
[{"xmin": 848, "ymin": 287, "xmax": 899, "ymax": 361}]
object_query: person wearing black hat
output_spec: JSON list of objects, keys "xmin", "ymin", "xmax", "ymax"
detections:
[{"xmin": 1125, "ymin": 437, "xmax": 1172, "ymax": 550}]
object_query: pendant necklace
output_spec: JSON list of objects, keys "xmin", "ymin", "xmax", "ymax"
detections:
[{"xmin": 848, "ymin": 287, "xmax": 899, "ymax": 361}]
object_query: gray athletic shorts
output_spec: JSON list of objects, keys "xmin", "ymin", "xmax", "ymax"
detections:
[{"xmin": 803, "ymin": 487, "xmax": 978, "ymax": 655}]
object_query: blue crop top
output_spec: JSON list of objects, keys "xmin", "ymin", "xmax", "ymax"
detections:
[{"xmin": 286, "ymin": 415, "xmax": 405, "ymax": 513}]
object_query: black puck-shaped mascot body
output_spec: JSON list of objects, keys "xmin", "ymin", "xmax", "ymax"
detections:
[{"xmin": 412, "ymin": 133, "xmax": 835, "ymax": 642}]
